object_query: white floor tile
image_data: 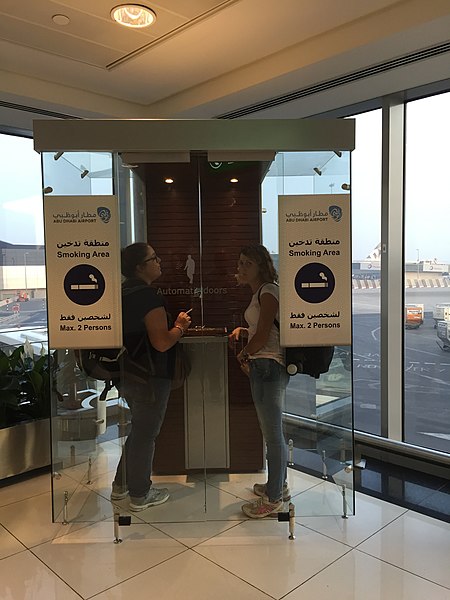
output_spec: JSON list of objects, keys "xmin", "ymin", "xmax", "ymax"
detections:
[
  {"xmin": 298, "ymin": 492, "xmax": 407, "ymax": 546},
  {"xmin": 294, "ymin": 479, "xmax": 353, "ymax": 517},
  {"xmin": 0, "ymin": 472, "xmax": 50, "ymax": 507},
  {"xmin": 154, "ymin": 520, "xmax": 242, "ymax": 547},
  {"xmin": 0, "ymin": 523, "xmax": 26, "ymax": 560},
  {"xmin": 1, "ymin": 470, "xmax": 449, "ymax": 600},
  {"xmin": 93, "ymin": 548, "xmax": 273, "ymax": 600},
  {"xmin": 0, "ymin": 550, "xmax": 81, "ymax": 599},
  {"xmin": 195, "ymin": 519, "xmax": 350, "ymax": 599},
  {"xmin": 358, "ymin": 511, "xmax": 450, "ymax": 589},
  {"xmin": 32, "ymin": 521, "xmax": 186, "ymax": 598},
  {"xmin": 283, "ymin": 549, "xmax": 450, "ymax": 600},
  {"xmin": 0, "ymin": 491, "xmax": 89, "ymax": 548}
]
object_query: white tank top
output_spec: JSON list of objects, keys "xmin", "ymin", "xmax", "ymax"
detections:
[{"xmin": 244, "ymin": 283, "xmax": 284, "ymax": 365}]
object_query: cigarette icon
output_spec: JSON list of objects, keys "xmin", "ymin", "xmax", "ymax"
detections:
[
  {"xmin": 70, "ymin": 284, "xmax": 98, "ymax": 290},
  {"xmin": 301, "ymin": 282, "xmax": 328, "ymax": 288},
  {"xmin": 301, "ymin": 272, "xmax": 328, "ymax": 288}
]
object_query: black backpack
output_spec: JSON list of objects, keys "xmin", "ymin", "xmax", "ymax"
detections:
[
  {"xmin": 258, "ymin": 285, "xmax": 334, "ymax": 379},
  {"xmin": 76, "ymin": 285, "xmax": 154, "ymax": 398}
]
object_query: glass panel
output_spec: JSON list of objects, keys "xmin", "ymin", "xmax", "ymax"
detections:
[
  {"xmin": 404, "ymin": 93, "xmax": 450, "ymax": 453},
  {"xmin": 44, "ymin": 138, "xmax": 354, "ymax": 529},
  {"xmin": 42, "ymin": 152, "xmax": 121, "ymax": 523},
  {"xmin": 350, "ymin": 110, "xmax": 382, "ymax": 435},
  {"xmin": 45, "ymin": 152, "xmax": 208, "ymax": 524},
  {"xmin": 260, "ymin": 151, "xmax": 354, "ymax": 517}
]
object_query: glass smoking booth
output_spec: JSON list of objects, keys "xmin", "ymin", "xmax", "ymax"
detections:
[{"xmin": 34, "ymin": 119, "xmax": 355, "ymax": 536}]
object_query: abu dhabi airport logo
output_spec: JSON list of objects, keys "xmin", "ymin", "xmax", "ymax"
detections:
[
  {"xmin": 328, "ymin": 205, "xmax": 342, "ymax": 222},
  {"xmin": 97, "ymin": 207, "xmax": 111, "ymax": 223}
]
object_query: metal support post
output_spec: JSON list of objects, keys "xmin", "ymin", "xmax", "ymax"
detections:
[
  {"xmin": 62, "ymin": 490, "xmax": 69, "ymax": 525},
  {"xmin": 341, "ymin": 484, "xmax": 348, "ymax": 519},
  {"xmin": 113, "ymin": 507, "xmax": 131, "ymax": 544},
  {"xmin": 278, "ymin": 501, "xmax": 296, "ymax": 540},
  {"xmin": 321, "ymin": 449, "xmax": 328, "ymax": 479},
  {"xmin": 288, "ymin": 439, "xmax": 294, "ymax": 466},
  {"xmin": 86, "ymin": 457, "xmax": 92, "ymax": 485}
]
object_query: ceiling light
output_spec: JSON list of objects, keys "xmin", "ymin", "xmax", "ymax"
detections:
[
  {"xmin": 230, "ymin": 178, "xmax": 239, "ymax": 183},
  {"xmin": 164, "ymin": 178, "xmax": 174, "ymax": 184},
  {"xmin": 111, "ymin": 5, "xmax": 156, "ymax": 28}
]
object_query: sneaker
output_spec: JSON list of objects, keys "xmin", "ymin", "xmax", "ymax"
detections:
[
  {"xmin": 242, "ymin": 497, "xmax": 283, "ymax": 519},
  {"xmin": 129, "ymin": 487, "xmax": 169, "ymax": 511},
  {"xmin": 253, "ymin": 482, "xmax": 291, "ymax": 501},
  {"xmin": 110, "ymin": 483, "xmax": 129, "ymax": 501}
]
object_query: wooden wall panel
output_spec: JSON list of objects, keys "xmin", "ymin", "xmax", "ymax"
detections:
[{"xmin": 145, "ymin": 157, "xmax": 265, "ymax": 473}]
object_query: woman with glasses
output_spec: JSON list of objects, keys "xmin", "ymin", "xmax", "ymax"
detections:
[
  {"xmin": 229, "ymin": 244, "xmax": 289, "ymax": 518},
  {"xmin": 111, "ymin": 242, "xmax": 191, "ymax": 511}
]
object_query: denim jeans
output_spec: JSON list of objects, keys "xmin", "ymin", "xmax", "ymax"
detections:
[
  {"xmin": 114, "ymin": 377, "xmax": 171, "ymax": 498},
  {"xmin": 249, "ymin": 358, "xmax": 289, "ymax": 502}
]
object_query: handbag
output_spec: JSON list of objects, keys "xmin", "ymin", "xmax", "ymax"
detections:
[{"xmin": 171, "ymin": 343, "xmax": 191, "ymax": 390}]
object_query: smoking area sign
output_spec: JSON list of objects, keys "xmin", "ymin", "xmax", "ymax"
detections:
[
  {"xmin": 278, "ymin": 194, "xmax": 351, "ymax": 346},
  {"xmin": 44, "ymin": 196, "xmax": 122, "ymax": 349}
]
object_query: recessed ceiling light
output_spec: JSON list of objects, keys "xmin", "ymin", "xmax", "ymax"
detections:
[
  {"xmin": 230, "ymin": 178, "xmax": 239, "ymax": 183},
  {"xmin": 52, "ymin": 14, "xmax": 70, "ymax": 26},
  {"xmin": 111, "ymin": 4, "xmax": 156, "ymax": 28},
  {"xmin": 165, "ymin": 178, "xmax": 174, "ymax": 184}
]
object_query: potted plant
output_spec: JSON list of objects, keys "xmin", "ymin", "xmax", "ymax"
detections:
[
  {"xmin": 0, "ymin": 340, "xmax": 52, "ymax": 479},
  {"xmin": 0, "ymin": 341, "xmax": 51, "ymax": 428}
]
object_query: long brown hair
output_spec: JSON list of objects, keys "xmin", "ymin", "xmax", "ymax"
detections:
[{"xmin": 240, "ymin": 244, "xmax": 278, "ymax": 283}]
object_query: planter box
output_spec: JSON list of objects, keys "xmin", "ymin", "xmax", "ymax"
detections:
[{"xmin": 0, "ymin": 418, "xmax": 50, "ymax": 480}]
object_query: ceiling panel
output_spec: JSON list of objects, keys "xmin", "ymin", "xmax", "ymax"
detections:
[
  {"xmin": 0, "ymin": 18, "xmax": 123, "ymax": 67},
  {"xmin": 0, "ymin": 0, "xmax": 239, "ymax": 68}
]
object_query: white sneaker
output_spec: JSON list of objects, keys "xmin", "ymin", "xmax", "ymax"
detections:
[{"xmin": 129, "ymin": 487, "xmax": 169, "ymax": 511}]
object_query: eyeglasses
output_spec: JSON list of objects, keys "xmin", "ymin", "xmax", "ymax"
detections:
[{"xmin": 142, "ymin": 254, "xmax": 159, "ymax": 264}]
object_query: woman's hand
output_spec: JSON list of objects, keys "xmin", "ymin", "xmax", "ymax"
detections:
[
  {"xmin": 228, "ymin": 326, "xmax": 247, "ymax": 347},
  {"xmin": 174, "ymin": 311, "xmax": 191, "ymax": 334}
]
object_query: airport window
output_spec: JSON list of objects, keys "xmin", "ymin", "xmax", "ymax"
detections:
[
  {"xmin": 404, "ymin": 92, "xmax": 450, "ymax": 453},
  {"xmin": 0, "ymin": 133, "xmax": 47, "ymax": 346}
]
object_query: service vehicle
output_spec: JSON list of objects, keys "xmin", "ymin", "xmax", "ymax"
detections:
[
  {"xmin": 436, "ymin": 319, "xmax": 450, "ymax": 351},
  {"xmin": 404, "ymin": 304, "xmax": 424, "ymax": 329},
  {"xmin": 432, "ymin": 303, "xmax": 450, "ymax": 327}
]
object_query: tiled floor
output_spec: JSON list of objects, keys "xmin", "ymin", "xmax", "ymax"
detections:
[{"xmin": 1, "ymin": 442, "xmax": 449, "ymax": 599}]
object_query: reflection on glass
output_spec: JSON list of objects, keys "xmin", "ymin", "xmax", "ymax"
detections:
[
  {"xmin": 42, "ymin": 151, "xmax": 113, "ymax": 196},
  {"xmin": 404, "ymin": 93, "xmax": 450, "ymax": 453}
]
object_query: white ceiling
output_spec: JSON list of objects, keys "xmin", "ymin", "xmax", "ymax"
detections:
[{"xmin": 1, "ymin": 0, "xmax": 450, "ymax": 129}]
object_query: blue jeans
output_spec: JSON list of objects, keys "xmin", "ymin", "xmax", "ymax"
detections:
[
  {"xmin": 114, "ymin": 377, "xmax": 171, "ymax": 498},
  {"xmin": 249, "ymin": 358, "xmax": 289, "ymax": 502}
]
